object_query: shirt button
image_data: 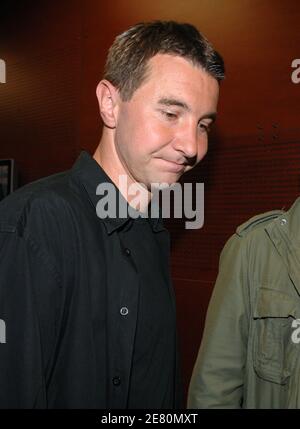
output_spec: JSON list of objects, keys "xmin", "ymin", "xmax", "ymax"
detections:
[
  {"xmin": 120, "ymin": 307, "xmax": 129, "ymax": 316},
  {"xmin": 112, "ymin": 376, "xmax": 121, "ymax": 386},
  {"xmin": 125, "ymin": 248, "xmax": 131, "ymax": 256},
  {"xmin": 280, "ymin": 218, "xmax": 287, "ymax": 226}
]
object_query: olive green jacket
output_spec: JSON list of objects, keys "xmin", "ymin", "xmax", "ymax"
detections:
[{"xmin": 188, "ymin": 197, "xmax": 300, "ymax": 408}]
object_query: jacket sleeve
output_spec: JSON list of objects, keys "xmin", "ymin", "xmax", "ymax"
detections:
[
  {"xmin": 187, "ymin": 233, "xmax": 250, "ymax": 408},
  {"xmin": 0, "ymin": 227, "xmax": 60, "ymax": 408}
]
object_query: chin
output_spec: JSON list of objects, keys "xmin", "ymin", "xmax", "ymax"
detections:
[{"xmin": 149, "ymin": 175, "xmax": 181, "ymax": 189}]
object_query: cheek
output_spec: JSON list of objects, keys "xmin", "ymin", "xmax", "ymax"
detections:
[
  {"xmin": 115, "ymin": 111, "xmax": 141, "ymax": 156},
  {"xmin": 142, "ymin": 120, "xmax": 174, "ymax": 153},
  {"xmin": 197, "ymin": 137, "xmax": 208, "ymax": 161},
  {"xmin": 117, "ymin": 107, "xmax": 174, "ymax": 160}
]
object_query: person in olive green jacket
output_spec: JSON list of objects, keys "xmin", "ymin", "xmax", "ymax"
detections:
[{"xmin": 188, "ymin": 197, "xmax": 300, "ymax": 408}]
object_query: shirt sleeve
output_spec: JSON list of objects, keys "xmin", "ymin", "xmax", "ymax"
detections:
[
  {"xmin": 0, "ymin": 226, "xmax": 60, "ymax": 408},
  {"xmin": 187, "ymin": 234, "xmax": 250, "ymax": 409}
]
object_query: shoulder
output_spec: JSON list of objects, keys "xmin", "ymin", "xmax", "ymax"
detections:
[
  {"xmin": 219, "ymin": 209, "xmax": 285, "ymax": 263},
  {"xmin": 0, "ymin": 170, "xmax": 75, "ymax": 234},
  {"xmin": 235, "ymin": 210, "xmax": 284, "ymax": 237}
]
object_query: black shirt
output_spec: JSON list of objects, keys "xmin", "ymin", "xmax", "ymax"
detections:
[{"xmin": 0, "ymin": 151, "xmax": 181, "ymax": 408}]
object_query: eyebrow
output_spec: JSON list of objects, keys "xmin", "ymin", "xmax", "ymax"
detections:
[
  {"xmin": 157, "ymin": 97, "xmax": 217, "ymax": 123},
  {"xmin": 158, "ymin": 97, "xmax": 190, "ymax": 111}
]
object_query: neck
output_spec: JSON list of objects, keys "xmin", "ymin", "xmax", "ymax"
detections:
[{"xmin": 93, "ymin": 130, "xmax": 152, "ymax": 213}]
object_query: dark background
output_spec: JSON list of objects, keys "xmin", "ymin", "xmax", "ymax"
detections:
[{"xmin": 1, "ymin": 0, "xmax": 300, "ymax": 401}]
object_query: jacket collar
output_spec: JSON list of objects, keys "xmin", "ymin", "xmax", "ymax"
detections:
[{"xmin": 71, "ymin": 151, "xmax": 165, "ymax": 234}]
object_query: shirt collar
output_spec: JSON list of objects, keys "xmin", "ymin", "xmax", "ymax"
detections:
[{"xmin": 71, "ymin": 151, "xmax": 165, "ymax": 234}]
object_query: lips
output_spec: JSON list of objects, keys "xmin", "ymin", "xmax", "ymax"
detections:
[{"xmin": 158, "ymin": 158, "xmax": 186, "ymax": 173}]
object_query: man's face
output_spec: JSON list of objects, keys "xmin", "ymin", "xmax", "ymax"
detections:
[{"xmin": 113, "ymin": 53, "xmax": 220, "ymax": 189}]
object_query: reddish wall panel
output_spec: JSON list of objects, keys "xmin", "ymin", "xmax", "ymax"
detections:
[
  {"xmin": 0, "ymin": 1, "xmax": 82, "ymax": 184},
  {"xmin": 1, "ymin": 0, "xmax": 300, "ymax": 404}
]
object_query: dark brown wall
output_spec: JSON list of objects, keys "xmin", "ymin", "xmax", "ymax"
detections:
[{"xmin": 1, "ymin": 0, "xmax": 300, "ymax": 401}]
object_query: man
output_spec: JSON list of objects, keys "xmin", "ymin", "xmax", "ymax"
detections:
[
  {"xmin": 188, "ymin": 198, "xmax": 300, "ymax": 408},
  {"xmin": 0, "ymin": 21, "xmax": 223, "ymax": 408}
]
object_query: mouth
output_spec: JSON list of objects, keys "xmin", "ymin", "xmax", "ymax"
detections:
[{"xmin": 157, "ymin": 158, "xmax": 186, "ymax": 173}]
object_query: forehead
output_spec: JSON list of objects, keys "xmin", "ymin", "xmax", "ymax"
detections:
[
  {"xmin": 131, "ymin": 53, "xmax": 219, "ymax": 108},
  {"xmin": 147, "ymin": 53, "xmax": 202, "ymax": 78}
]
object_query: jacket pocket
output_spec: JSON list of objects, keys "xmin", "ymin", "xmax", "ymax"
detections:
[{"xmin": 252, "ymin": 288, "xmax": 300, "ymax": 385}]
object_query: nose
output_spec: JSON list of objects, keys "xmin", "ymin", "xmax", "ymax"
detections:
[{"xmin": 172, "ymin": 121, "xmax": 206, "ymax": 164}]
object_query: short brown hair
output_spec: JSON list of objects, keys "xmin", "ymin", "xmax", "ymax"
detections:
[{"xmin": 104, "ymin": 21, "xmax": 225, "ymax": 101}]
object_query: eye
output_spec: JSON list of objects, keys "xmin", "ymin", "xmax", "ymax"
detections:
[
  {"xmin": 162, "ymin": 111, "xmax": 178, "ymax": 120},
  {"xmin": 198, "ymin": 122, "xmax": 211, "ymax": 133}
]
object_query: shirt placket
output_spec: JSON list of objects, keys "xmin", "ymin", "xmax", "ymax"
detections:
[{"xmin": 107, "ymin": 229, "xmax": 140, "ymax": 408}]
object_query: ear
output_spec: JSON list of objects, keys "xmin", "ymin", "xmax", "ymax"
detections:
[{"xmin": 96, "ymin": 79, "xmax": 120, "ymax": 128}]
